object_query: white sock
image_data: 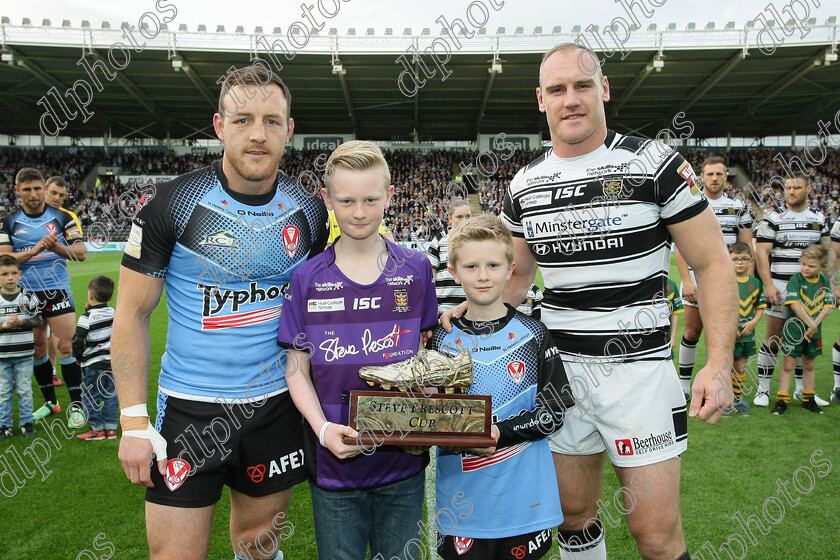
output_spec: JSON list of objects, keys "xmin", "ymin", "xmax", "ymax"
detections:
[
  {"xmin": 833, "ymin": 343, "xmax": 840, "ymax": 390},
  {"xmin": 757, "ymin": 347, "xmax": 776, "ymax": 393}
]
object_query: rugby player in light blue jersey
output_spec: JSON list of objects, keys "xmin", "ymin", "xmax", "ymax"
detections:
[
  {"xmin": 0, "ymin": 168, "xmax": 87, "ymax": 427},
  {"xmin": 114, "ymin": 65, "xmax": 328, "ymax": 560}
]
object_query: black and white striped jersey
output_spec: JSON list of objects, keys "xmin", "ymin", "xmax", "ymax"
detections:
[
  {"xmin": 501, "ymin": 129, "xmax": 708, "ymax": 361},
  {"xmin": 427, "ymin": 232, "xmax": 467, "ymax": 313},
  {"xmin": 0, "ymin": 291, "xmax": 41, "ymax": 358},
  {"xmin": 516, "ymin": 284, "xmax": 544, "ymax": 319},
  {"xmin": 829, "ymin": 219, "xmax": 840, "ymax": 243},
  {"xmin": 72, "ymin": 304, "xmax": 114, "ymax": 368},
  {"xmin": 709, "ymin": 195, "xmax": 752, "ymax": 245},
  {"xmin": 755, "ymin": 209, "xmax": 827, "ymax": 282}
]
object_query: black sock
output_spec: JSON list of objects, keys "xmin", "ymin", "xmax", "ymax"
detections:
[
  {"xmin": 34, "ymin": 359, "xmax": 57, "ymax": 403},
  {"xmin": 557, "ymin": 517, "xmax": 604, "ymax": 554},
  {"xmin": 675, "ymin": 549, "xmax": 690, "ymax": 560},
  {"xmin": 60, "ymin": 360, "xmax": 83, "ymax": 405}
]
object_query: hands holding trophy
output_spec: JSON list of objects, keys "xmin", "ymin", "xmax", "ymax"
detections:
[{"xmin": 345, "ymin": 349, "xmax": 496, "ymax": 448}]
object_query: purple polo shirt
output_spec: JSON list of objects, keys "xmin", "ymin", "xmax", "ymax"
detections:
[{"xmin": 277, "ymin": 239, "xmax": 438, "ymax": 490}]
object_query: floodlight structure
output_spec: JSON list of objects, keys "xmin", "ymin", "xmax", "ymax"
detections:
[
  {"xmin": 646, "ymin": 54, "xmax": 665, "ymax": 72},
  {"xmin": 331, "ymin": 53, "xmax": 345, "ymax": 75},
  {"xmin": 489, "ymin": 54, "xmax": 503, "ymax": 74}
]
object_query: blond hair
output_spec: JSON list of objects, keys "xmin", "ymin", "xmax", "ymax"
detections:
[
  {"xmin": 447, "ymin": 198, "xmax": 471, "ymax": 217},
  {"xmin": 448, "ymin": 214, "xmax": 514, "ymax": 267},
  {"xmin": 800, "ymin": 244, "xmax": 829, "ymax": 267},
  {"xmin": 323, "ymin": 140, "xmax": 391, "ymax": 191}
]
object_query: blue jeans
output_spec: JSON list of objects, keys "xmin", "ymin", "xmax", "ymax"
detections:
[
  {"xmin": 309, "ymin": 470, "xmax": 425, "ymax": 560},
  {"xmin": 0, "ymin": 356, "xmax": 34, "ymax": 427},
  {"xmin": 81, "ymin": 366, "xmax": 119, "ymax": 430}
]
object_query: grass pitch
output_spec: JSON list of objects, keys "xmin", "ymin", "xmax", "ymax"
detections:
[{"xmin": 0, "ymin": 253, "xmax": 837, "ymax": 559}]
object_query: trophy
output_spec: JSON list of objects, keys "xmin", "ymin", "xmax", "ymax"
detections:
[{"xmin": 344, "ymin": 349, "xmax": 495, "ymax": 447}]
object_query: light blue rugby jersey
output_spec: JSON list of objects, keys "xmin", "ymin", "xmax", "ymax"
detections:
[
  {"xmin": 122, "ymin": 161, "xmax": 329, "ymax": 401},
  {"xmin": 429, "ymin": 305, "xmax": 574, "ymax": 539},
  {"xmin": 0, "ymin": 205, "xmax": 82, "ymax": 292}
]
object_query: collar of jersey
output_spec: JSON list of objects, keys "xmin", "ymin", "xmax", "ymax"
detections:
[
  {"xmin": 324, "ymin": 234, "xmax": 397, "ymax": 266},
  {"xmin": 453, "ymin": 304, "xmax": 516, "ymax": 336},
  {"xmin": 212, "ymin": 159, "xmax": 278, "ymax": 207},
  {"xmin": 20, "ymin": 207, "xmax": 48, "ymax": 219}
]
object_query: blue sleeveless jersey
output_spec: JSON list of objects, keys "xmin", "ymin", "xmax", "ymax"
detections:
[
  {"xmin": 0, "ymin": 206, "xmax": 82, "ymax": 291},
  {"xmin": 429, "ymin": 306, "xmax": 574, "ymax": 539},
  {"xmin": 122, "ymin": 161, "xmax": 329, "ymax": 401}
]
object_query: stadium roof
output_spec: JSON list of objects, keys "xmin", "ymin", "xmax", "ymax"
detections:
[{"xmin": 1, "ymin": 21, "xmax": 839, "ymax": 142}]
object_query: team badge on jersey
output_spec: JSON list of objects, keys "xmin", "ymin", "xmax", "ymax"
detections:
[
  {"xmin": 165, "ymin": 458, "xmax": 191, "ymax": 491},
  {"xmin": 282, "ymin": 225, "xmax": 300, "ymax": 258},
  {"xmin": 46, "ymin": 223, "xmax": 57, "ymax": 235},
  {"xmin": 601, "ymin": 177, "xmax": 624, "ymax": 198},
  {"xmin": 677, "ymin": 162, "xmax": 700, "ymax": 196},
  {"xmin": 393, "ymin": 289, "xmax": 410, "ymax": 312},
  {"xmin": 507, "ymin": 360, "xmax": 525, "ymax": 383},
  {"xmin": 454, "ymin": 537, "xmax": 473, "ymax": 555}
]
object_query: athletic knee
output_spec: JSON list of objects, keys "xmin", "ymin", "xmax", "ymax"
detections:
[
  {"xmin": 56, "ymin": 340, "xmax": 73, "ymax": 357},
  {"xmin": 558, "ymin": 503, "xmax": 600, "ymax": 530},
  {"xmin": 233, "ymin": 527, "xmax": 282, "ymax": 559},
  {"xmin": 682, "ymin": 324, "xmax": 701, "ymax": 340},
  {"xmin": 627, "ymin": 515, "xmax": 682, "ymax": 558}
]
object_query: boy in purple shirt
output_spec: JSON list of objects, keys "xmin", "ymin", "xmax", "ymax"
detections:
[{"xmin": 277, "ymin": 141, "xmax": 438, "ymax": 560}]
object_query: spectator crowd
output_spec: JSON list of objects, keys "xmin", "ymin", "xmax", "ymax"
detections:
[{"xmin": 1, "ymin": 144, "xmax": 839, "ymax": 242}]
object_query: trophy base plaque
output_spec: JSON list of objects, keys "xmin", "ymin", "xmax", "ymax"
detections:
[{"xmin": 343, "ymin": 390, "xmax": 495, "ymax": 447}]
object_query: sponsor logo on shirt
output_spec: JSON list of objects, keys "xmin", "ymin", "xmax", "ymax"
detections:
[
  {"xmin": 386, "ymin": 275, "xmax": 414, "ymax": 286},
  {"xmin": 525, "ymin": 172, "xmax": 563, "ymax": 186},
  {"xmin": 531, "ymin": 237, "xmax": 625, "ymax": 256},
  {"xmin": 315, "ymin": 281, "xmax": 344, "ymax": 292},
  {"xmin": 200, "ymin": 230, "xmax": 240, "ymax": 249},
  {"xmin": 518, "ymin": 191, "xmax": 552, "ymax": 209},
  {"xmin": 677, "ymin": 161, "xmax": 700, "ymax": 196},
  {"xmin": 199, "ymin": 282, "xmax": 285, "ymax": 329},
  {"xmin": 307, "ymin": 297, "xmax": 345, "ymax": 313},
  {"xmin": 125, "ymin": 223, "xmax": 143, "ymax": 259},
  {"xmin": 585, "ymin": 163, "xmax": 632, "ymax": 176},
  {"xmin": 319, "ymin": 323, "xmax": 413, "ymax": 362}
]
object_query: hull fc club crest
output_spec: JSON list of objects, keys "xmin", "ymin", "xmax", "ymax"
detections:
[
  {"xmin": 165, "ymin": 458, "xmax": 191, "ymax": 491},
  {"xmin": 507, "ymin": 360, "xmax": 525, "ymax": 384},
  {"xmin": 282, "ymin": 225, "xmax": 300, "ymax": 258},
  {"xmin": 601, "ymin": 177, "xmax": 624, "ymax": 198}
]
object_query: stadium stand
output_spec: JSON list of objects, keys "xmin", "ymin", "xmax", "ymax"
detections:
[{"xmin": 3, "ymin": 145, "xmax": 840, "ymax": 243}]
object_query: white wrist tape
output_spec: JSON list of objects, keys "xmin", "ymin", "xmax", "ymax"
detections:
[
  {"xmin": 123, "ymin": 422, "xmax": 168, "ymax": 459},
  {"xmin": 319, "ymin": 421, "xmax": 333, "ymax": 447},
  {"xmin": 121, "ymin": 404, "xmax": 149, "ymax": 417}
]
